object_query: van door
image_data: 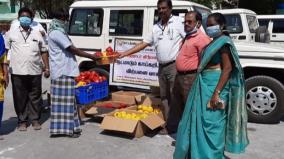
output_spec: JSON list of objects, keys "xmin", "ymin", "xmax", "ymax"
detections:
[{"xmin": 270, "ymin": 19, "xmax": 284, "ymax": 43}]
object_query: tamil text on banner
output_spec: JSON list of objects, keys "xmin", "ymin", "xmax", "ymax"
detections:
[{"xmin": 110, "ymin": 38, "xmax": 159, "ymax": 89}]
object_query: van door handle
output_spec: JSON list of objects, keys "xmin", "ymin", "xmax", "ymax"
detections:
[
  {"xmin": 272, "ymin": 35, "xmax": 277, "ymax": 37},
  {"xmin": 109, "ymin": 39, "xmax": 113, "ymax": 43}
]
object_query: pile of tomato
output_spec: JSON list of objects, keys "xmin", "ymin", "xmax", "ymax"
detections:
[
  {"xmin": 75, "ymin": 71, "xmax": 107, "ymax": 85},
  {"xmin": 95, "ymin": 46, "xmax": 119, "ymax": 57}
]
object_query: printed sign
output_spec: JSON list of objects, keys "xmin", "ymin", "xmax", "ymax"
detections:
[{"xmin": 110, "ymin": 38, "xmax": 159, "ymax": 89}]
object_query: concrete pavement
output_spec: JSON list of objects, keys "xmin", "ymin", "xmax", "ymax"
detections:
[{"xmin": 0, "ymin": 78, "xmax": 284, "ymax": 159}]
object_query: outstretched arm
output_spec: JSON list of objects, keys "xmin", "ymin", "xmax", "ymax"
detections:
[{"xmin": 118, "ymin": 42, "xmax": 149, "ymax": 58}]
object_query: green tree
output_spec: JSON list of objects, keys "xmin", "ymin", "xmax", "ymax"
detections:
[
  {"xmin": 190, "ymin": 0, "xmax": 223, "ymax": 9},
  {"xmin": 16, "ymin": 0, "xmax": 75, "ymax": 18}
]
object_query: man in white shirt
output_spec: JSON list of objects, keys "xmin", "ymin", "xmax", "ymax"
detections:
[
  {"xmin": 5, "ymin": 7, "xmax": 49, "ymax": 131},
  {"xmin": 119, "ymin": 0, "xmax": 185, "ymax": 134}
]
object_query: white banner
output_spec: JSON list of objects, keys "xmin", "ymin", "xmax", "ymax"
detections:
[{"xmin": 110, "ymin": 38, "xmax": 159, "ymax": 89}]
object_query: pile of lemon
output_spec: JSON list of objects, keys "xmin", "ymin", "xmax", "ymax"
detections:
[
  {"xmin": 137, "ymin": 105, "xmax": 161, "ymax": 114},
  {"xmin": 114, "ymin": 111, "xmax": 148, "ymax": 120}
]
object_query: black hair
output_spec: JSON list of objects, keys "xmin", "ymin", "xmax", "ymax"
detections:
[
  {"xmin": 18, "ymin": 7, "xmax": 33, "ymax": 18},
  {"xmin": 51, "ymin": 8, "xmax": 69, "ymax": 20},
  {"xmin": 157, "ymin": 0, "xmax": 173, "ymax": 9},
  {"xmin": 208, "ymin": 12, "xmax": 230, "ymax": 36},
  {"xmin": 186, "ymin": 11, "xmax": 202, "ymax": 22}
]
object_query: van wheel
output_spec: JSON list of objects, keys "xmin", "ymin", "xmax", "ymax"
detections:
[{"xmin": 245, "ymin": 76, "xmax": 284, "ymax": 123}]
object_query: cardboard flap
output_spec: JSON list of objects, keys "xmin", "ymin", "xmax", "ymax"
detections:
[
  {"xmin": 111, "ymin": 91, "xmax": 146, "ymax": 105},
  {"xmin": 85, "ymin": 107, "xmax": 98, "ymax": 115},
  {"xmin": 100, "ymin": 116, "xmax": 138, "ymax": 133},
  {"xmin": 138, "ymin": 96, "xmax": 162, "ymax": 107},
  {"xmin": 140, "ymin": 114, "xmax": 165, "ymax": 130}
]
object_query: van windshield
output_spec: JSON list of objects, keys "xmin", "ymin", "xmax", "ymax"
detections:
[
  {"xmin": 69, "ymin": 9, "xmax": 103, "ymax": 36},
  {"xmin": 223, "ymin": 14, "xmax": 243, "ymax": 34}
]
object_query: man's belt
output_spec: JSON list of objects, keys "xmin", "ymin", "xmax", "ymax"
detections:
[
  {"xmin": 159, "ymin": 61, "xmax": 175, "ymax": 67},
  {"xmin": 177, "ymin": 69, "xmax": 197, "ymax": 75}
]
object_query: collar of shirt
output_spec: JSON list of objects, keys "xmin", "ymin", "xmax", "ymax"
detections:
[
  {"xmin": 19, "ymin": 26, "xmax": 32, "ymax": 33},
  {"xmin": 186, "ymin": 29, "xmax": 202, "ymax": 39},
  {"xmin": 157, "ymin": 14, "xmax": 174, "ymax": 29}
]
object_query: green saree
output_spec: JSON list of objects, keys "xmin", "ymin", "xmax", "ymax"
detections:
[{"xmin": 173, "ymin": 35, "xmax": 249, "ymax": 159}]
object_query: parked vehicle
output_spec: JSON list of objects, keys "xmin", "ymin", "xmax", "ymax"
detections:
[
  {"xmin": 33, "ymin": 18, "xmax": 52, "ymax": 32},
  {"xmin": 257, "ymin": 15, "xmax": 284, "ymax": 45},
  {"xmin": 69, "ymin": 0, "xmax": 284, "ymax": 123},
  {"xmin": 213, "ymin": 8, "xmax": 270, "ymax": 43}
]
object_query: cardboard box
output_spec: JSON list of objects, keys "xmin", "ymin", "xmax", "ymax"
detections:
[
  {"xmin": 111, "ymin": 91, "xmax": 146, "ymax": 105},
  {"xmin": 100, "ymin": 109, "xmax": 165, "ymax": 138}
]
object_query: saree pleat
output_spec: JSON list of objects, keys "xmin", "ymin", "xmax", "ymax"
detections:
[{"xmin": 174, "ymin": 36, "xmax": 249, "ymax": 159}]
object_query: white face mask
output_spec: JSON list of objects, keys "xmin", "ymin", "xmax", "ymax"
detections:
[{"xmin": 185, "ymin": 22, "xmax": 199, "ymax": 36}]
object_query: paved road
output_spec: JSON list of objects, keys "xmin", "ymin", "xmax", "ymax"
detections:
[{"xmin": 0, "ymin": 78, "xmax": 284, "ymax": 159}]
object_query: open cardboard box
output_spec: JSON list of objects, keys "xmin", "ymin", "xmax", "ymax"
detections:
[
  {"xmin": 111, "ymin": 91, "xmax": 146, "ymax": 105},
  {"xmin": 100, "ymin": 109, "xmax": 165, "ymax": 138}
]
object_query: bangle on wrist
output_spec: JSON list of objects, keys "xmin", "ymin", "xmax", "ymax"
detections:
[{"xmin": 215, "ymin": 89, "xmax": 221, "ymax": 95}]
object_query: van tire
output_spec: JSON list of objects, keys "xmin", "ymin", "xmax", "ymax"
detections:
[
  {"xmin": 255, "ymin": 26, "xmax": 270, "ymax": 43},
  {"xmin": 245, "ymin": 76, "xmax": 284, "ymax": 123}
]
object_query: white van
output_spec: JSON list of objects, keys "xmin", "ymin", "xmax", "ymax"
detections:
[
  {"xmin": 257, "ymin": 15, "xmax": 284, "ymax": 44},
  {"xmin": 69, "ymin": 0, "xmax": 284, "ymax": 124},
  {"xmin": 69, "ymin": 0, "xmax": 211, "ymax": 73},
  {"xmin": 213, "ymin": 9, "xmax": 262, "ymax": 42},
  {"xmin": 33, "ymin": 18, "xmax": 52, "ymax": 32}
]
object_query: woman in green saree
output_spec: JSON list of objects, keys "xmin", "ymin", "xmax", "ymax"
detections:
[{"xmin": 173, "ymin": 13, "xmax": 249, "ymax": 159}]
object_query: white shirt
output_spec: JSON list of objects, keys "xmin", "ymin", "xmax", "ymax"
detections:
[
  {"xmin": 143, "ymin": 15, "xmax": 185, "ymax": 64},
  {"xmin": 5, "ymin": 27, "xmax": 47, "ymax": 75}
]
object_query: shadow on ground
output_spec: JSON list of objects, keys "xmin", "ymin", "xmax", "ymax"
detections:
[{"xmin": 0, "ymin": 99, "xmax": 50, "ymax": 135}]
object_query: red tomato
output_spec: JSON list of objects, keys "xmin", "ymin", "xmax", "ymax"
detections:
[{"xmin": 106, "ymin": 46, "xmax": 113, "ymax": 53}]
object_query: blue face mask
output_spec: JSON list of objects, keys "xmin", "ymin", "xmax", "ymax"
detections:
[
  {"xmin": 206, "ymin": 25, "xmax": 221, "ymax": 38},
  {"xmin": 19, "ymin": 16, "xmax": 32, "ymax": 27}
]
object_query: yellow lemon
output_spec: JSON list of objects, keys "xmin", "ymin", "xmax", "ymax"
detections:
[
  {"xmin": 138, "ymin": 110, "xmax": 143, "ymax": 113},
  {"xmin": 114, "ymin": 112, "xmax": 119, "ymax": 117},
  {"xmin": 147, "ymin": 106, "xmax": 153, "ymax": 112},
  {"xmin": 125, "ymin": 114, "xmax": 132, "ymax": 119},
  {"xmin": 138, "ymin": 105, "xmax": 143, "ymax": 110}
]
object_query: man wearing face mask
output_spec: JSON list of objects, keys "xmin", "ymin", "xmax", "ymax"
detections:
[
  {"xmin": 167, "ymin": 11, "xmax": 211, "ymax": 138},
  {"xmin": 4, "ymin": 7, "xmax": 49, "ymax": 131}
]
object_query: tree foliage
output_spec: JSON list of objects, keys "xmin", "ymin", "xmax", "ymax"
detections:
[
  {"xmin": 16, "ymin": 0, "xmax": 75, "ymax": 18},
  {"xmin": 190, "ymin": 0, "xmax": 223, "ymax": 9}
]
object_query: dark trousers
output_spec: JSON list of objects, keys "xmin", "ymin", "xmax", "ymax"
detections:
[
  {"xmin": 166, "ymin": 72, "xmax": 196, "ymax": 133},
  {"xmin": 11, "ymin": 74, "xmax": 42, "ymax": 124},
  {"xmin": 158, "ymin": 62, "xmax": 177, "ymax": 123}
]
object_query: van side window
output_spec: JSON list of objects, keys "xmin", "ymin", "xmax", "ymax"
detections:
[
  {"xmin": 258, "ymin": 19, "xmax": 270, "ymax": 28},
  {"xmin": 246, "ymin": 15, "xmax": 258, "ymax": 33},
  {"xmin": 109, "ymin": 10, "xmax": 143, "ymax": 36},
  {"xmin": 272, "ymin": 20, "xmax": 284, "ymax": 33},
  {"xmin": 69, "ymin": 9, "xmax": 103, "ymax": 36},
  {"xmin": 223, "ymin": 14, "xmax": 243, "ymax": 33},
  {"xmin": 154, "ymin": 9, "xmax": 188, "ymax": 24}
]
